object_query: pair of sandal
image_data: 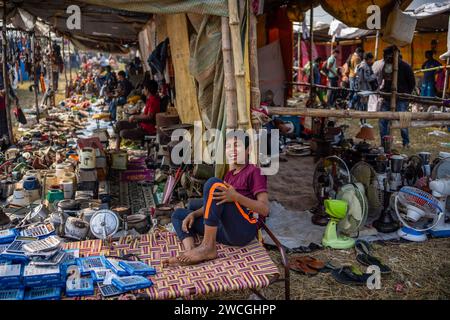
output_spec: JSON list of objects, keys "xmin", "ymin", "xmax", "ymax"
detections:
[
  {"xmin": 331, "ymin": 240, "xmax": 391, "ymax": 286},
  {"xmin": 289, "ymin": 256, "xmax": 327, "ymax": 276}
]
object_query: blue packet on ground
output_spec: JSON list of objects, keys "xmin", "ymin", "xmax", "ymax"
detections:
[
  {"xmin": 0, "ymin": 288, "xmax": 24, "ymax": 300},
  {"xmin": 111, "ymin": 275, "xmax": 153, "ymax": 292},
  {"xmin": 118, "ymin": 260, "xmax": 156, "ymax": 276},
  {"xmin": 24, "ymin": 287, "xmax": 61, "ymax": 300}
]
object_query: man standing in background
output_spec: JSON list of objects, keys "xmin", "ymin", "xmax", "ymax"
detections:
[{"xmin": 326, "ymin": 49, "xmax": 340, "ymax": 107}]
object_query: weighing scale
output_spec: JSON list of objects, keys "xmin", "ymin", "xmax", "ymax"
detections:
[
  {"xmin": 98, "ymin": 283, "xmax": 124, "ymax": 298},
  {"xmin": 19, "ymin": 223, "xmax": 55, "ymax": 238},
  {"xmin": 0, "ymin": 288, "xmax": 24, "ymax": 300},
  {"xmin": 65, "ymin": 277, "xmax": 95, "ymax": 297},
  {"xmin": 0, "ymin": 229, "xmax": 18, "ymax": 244}
]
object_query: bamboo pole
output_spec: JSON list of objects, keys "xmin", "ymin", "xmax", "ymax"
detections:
[
  {"xmin": 374, "ymin": 30, "xmax": 380, "ymax": 60},
  {"xmin": 68, "ymin": 39, "xmax": 72, "ymax": 83},
  {"xmin": 63, "ymin": 36, "xmax": 68, "ymax": 98},
  {"xmin": 309, "ymin": 4, "xmax": 314, "ymax": 102},
  {"xmin": 268, "ymin": 107, "xmax": 450, "ymax": 121},
  {"xmin": 249, "ymin": 9, "xmax": 260, "ymax": 111},
  {"xmin": 391, "ymin": 120, "xmax": 450, "ymax": 129},
  {"xmin": 228, "ymin": 0, "xmax": 249, "ymax": 128},
  {"xmin": 2, "ymin": 1, "xmax": 14, "ymax": 144},
  {"xmin": 221, "ymin": 17, "xmax": 237, "ymax": 129},
  {"xmin": 390, "ymin": 47, "xmax": 399, "ymax": 112},
  {"xmin": 443, "ymin": 58, "xmax": 449, "ymax": 100},
  {"xmin": 31, "ymin": 32, "xmax": 40, "ymax": 123}
]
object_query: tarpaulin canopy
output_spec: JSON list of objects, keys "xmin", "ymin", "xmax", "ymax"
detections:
[
  {"xmin": 1, "ymin": 0, "xmax": 152, "ymax": 52},
  {"xmin": 79, "ymin": 0, "xmax": 228, "ymax": 17}
]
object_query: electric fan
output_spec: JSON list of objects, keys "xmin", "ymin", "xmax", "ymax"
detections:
[
  {"xmin": 428, "ymin": 178, "xmax": 450, "ymax": 238},
  {"xmin": 322, "ymin": 183, "xmax": 368, "ymax": 249},
  {"xmin": 312, "ymin": 155, "xmax": 351, "ymax": 226},
  {"xmin": 394, "ymin": 186, "xmax": 443, "ymax": 242},
  {"xmin": 350, "ymin": 161, "xmax": 383, "ymax": 220},
  {"xmin": 336, "ymin": 183, "xmax": 368, "ymax": 236}
]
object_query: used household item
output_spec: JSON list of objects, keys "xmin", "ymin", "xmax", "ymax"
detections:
[
  {"xmin": 394, "ymin": 186, "xmax": 443, "ymax": 242},
  {"xmin": 322, "ymin": 199, "xmax": 353, "ymax": 249},
  {"xmin": 22, "ymin": 176, "xmax": 40, "ymax": 191},
  {"xmin": 27, "ymin": 204, "xmax": 50, "ymax": 223},
  {"xmin": 57, "ymin": 199, "xmax": 81, "ymax": 218},
  {"xmin": 65, "ymin": 216, "xmax": 90, "ymax": 240},
  {"xmin": 47, "ymin": 189, "xmax": 64, "ymax": 203},
  {"xmin": 61, "ymin": 179, "xmax": 74, "ymax": 199},
  {"xmin": 89, "ymin": 209, "xmax": 120, "ymax": 239},
  {"xmin": 428, "ymin": 178, "xmax": 450, "ymax": 238},
  {"xmin": 8, "ymin": 188, "xmax": 30, "ymax": 207},
  {"xmin": 110, "ymin": 150, "xmax": 128, "ymax": 170},
  {"xmin": 312, "ymin": 156, "xmax": 351, "ymax": 226},
  {"xmin": 5, "ymin": 148, "xmax": 19, "ymax": 160},
  {"xmin": 79, "ymin": 147, "xmax": 96, "ymax": 169},
  {"xmin": 126, "ymin": 214, "xmax": 151, "ymax": 234},
  {"xmin": 0, "ymin": 179, "xmax": 16, "ymax": 200}
]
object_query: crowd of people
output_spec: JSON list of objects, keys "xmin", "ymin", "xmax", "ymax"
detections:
[{"xmin": 300, "ymin": 44, "xmax": 445, "ymax": 149}]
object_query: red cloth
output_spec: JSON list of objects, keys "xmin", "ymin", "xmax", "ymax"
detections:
[{"xmin": 139, "ymin": 95, "xmax": 160, "ymax": 135}]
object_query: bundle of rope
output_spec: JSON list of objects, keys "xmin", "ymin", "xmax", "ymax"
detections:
[{"xmin": 399, "ymin": 112, "xmax": 412, "ymax": 128}]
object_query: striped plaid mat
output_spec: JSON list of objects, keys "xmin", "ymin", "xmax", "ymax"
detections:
[{"xmin": 63, "ymin": 232, "xmax": 280, "ymax": 300}]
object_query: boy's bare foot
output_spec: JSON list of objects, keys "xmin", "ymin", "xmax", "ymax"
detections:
[
  {"xmin": 163, "ymin": 244, "xmax": 217, "ymax": 267},
  {"xmin": 178, "ymin": 244, "xmax": 217, "ymax": 265}
]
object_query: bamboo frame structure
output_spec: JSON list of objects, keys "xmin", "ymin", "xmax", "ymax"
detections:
[
  {"xmin": 391, "ymin": 120, "xmax": 450, "ymax": 129},
  {"xmin": 32, "ymin": 32, "xmax": 40, "ymax": 123},
  {"xmin": 390, "ymin": 48, "xmax": 399, "ymax": 112},
  {"xmin": 221, "ymin": 17, "xmax": 238, "ymax": 129},
  {"xmin": 228, "ymin": 0, "xmax": 249, "ymax": 128},
  {"xmin": 249, "ymin": 9, "xmax": 260, "ymax": 111},
  {"xmin": 2, "ymin": 1, "xmax": 14, "ymax": 144},
  {"xmin": 309, "ymin": 4, "xmax": 314, "ymax": 102},
  {"xmin": 63, "ymin": 36, "xmax": 68, "ymax": 97},
  {"xmin": 443, "ymin": 58, "xmax": 449, "ymax": 100},
  {"xmin": 268, "ymin": 107, "xmax": 450, "ymax": 121}
]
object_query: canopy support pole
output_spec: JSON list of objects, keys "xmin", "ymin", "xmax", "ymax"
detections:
[
  {"xmin": 374, "ymin": 30, "xmax": 380, "ymax": 60},
  {"xmin": 309, "ymin": 4, "xmax": 314, "ymax": 103},
  {"xmin": 443, "ymin": 58, "xmax": 449, "ymax": 101},
  {"xmin": 2, "ymin": 0, "xmax": 14, "ymax": 144},
  {"xmin": 63, "ymin": 36, "xmax": 68, "ymax": 98},
  {"xmin": 32, "ymin": 32, "xmax": 40, "ymax": 123},
  {"xmin": 222, "ymin": 17, "xmax": 237, "ymax": 129}
]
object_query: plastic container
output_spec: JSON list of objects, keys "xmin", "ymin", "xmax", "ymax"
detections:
[{"xmin": 382, "ymin": 7, "xmax": 417, "ymax": 47}]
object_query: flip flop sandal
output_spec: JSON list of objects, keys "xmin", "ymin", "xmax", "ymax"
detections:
[
  {"xmin": 289, "ymin": 258, "xmax": 318, "ymax": 276},
  {"xmin": 355, "ymin": 240, "xmax": 372, "ymax": 256},
  {"xmin": 356, "ymin": 253, "xmax": 392, "ymax": 274},
  {"xmin": 301, "ymin": 256, "xmax": 326, "ymax": 271},
  {"xmin": 319, "ymin": 261, "xmax": 340, "ymax": 273},
  {"xmin": 331, "ymin": 266, "xmax": 370, "ymax": 286}
]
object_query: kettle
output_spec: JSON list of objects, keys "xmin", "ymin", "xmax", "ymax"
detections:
[{"xmin": 64, "ymin": 216, "xmax": 90, "ymax": 240}]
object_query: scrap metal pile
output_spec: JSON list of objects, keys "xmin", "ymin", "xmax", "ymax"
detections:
[{"xmin": 0, "ymin": 84, "xmax": 216, "ymax": 299}]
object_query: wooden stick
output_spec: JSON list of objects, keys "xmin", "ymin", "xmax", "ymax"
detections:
[
  {"xmin": 268, "ymin": 107, "xmax": 450, "ymax": 121},
  {"xmin": 414, "ymin": 65, "xmax": 450, "ymax": 74},
  {"xmin": 221, "ymin": 17, "xmax": 237, "ymax": 129},
  {"xmin": 2, "ymin": 1, "xmax": 14, "ymax": 144},
  {"xmin": 286, "ymin": 81, "xmax": 445, "ymax": 105},
  {"xmin": 374, "ymin": 30, "xmax": 380, "ymax": 61},
  {"xmin": 309, "ymin": 4, "xmax": 314, "ymax": 102},
  {"xmin": 391, "ymin": 47, "xmax": 399, "ymax": 112},
  {"xmin": 68, "ymin": 39, "xmax": 72, "ymax": 82},
  {"xmin": 249, "ymin": 10, "xmax": 260, "ymax": 110},
  {"xmin": 443, "ymin": 58, "xmax": 449, "ymax": 100},
  {"xmin": 228, "ymin": 0, "xmax": 249, "ymax": 128},
  {"xmin": 391, "ymin": 120, "xmax": 450, "ymax": 129},
  {"xmin": 32, "ymin": 32, "xmax": 40, "ymax": 123}
]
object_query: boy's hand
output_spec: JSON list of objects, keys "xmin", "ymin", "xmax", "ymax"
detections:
[
  {"xmin": 182, "ymin": 212, "xmax": 195, "ymax": 232},
  {"xmin": 214, "ymin": 182, "xmax": 239, "ymax": 205}
]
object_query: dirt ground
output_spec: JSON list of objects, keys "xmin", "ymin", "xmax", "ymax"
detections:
[{"xmin": 13, "ymin": 79, "xmax": 450, "ymax": 300}]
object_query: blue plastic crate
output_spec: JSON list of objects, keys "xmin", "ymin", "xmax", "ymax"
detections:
[
  {"xmin": 0, "ymin": 229, "xmax": 18, "ymax": 244},
  {"xmin": 0, "ymin": 264, "xmax": 22, "ymax": 285}
]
